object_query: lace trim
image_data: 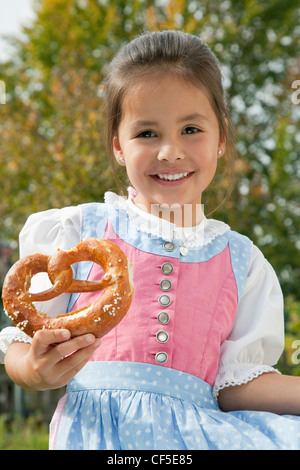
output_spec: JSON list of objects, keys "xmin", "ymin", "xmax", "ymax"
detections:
[
  {"xmin": 0, "ymin": 326, "xmax": 32, "ymax": 362},
  {"xmin": 104, "ymin": 190, "xmax": 230, "ymax": 247},
  {"xmin": 212, "ymin": 365, "xmax": 280, "ymax": 400}
]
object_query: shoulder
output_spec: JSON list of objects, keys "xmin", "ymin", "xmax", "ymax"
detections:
[
  {"xmin": 204, "ymin": 219, "xmax": 252, "ymax": 247},
  {"xmin": 209, "ymin": 224, "xmax": 274, "ymax": 302},
  {"xmin": 21, "ymin": 205, "xmax": 82, "ymax": 234},
  {"xmin": 204, "ymin": 219, "xmax": 253, "ymax": 258},
  {"xmin": 227, "ymin": 228, "xmax": 275, "ymax": 276},
  {"xmin": 19, "ymin": 205, "xmax": 82, "ymax": 256},
  {"xmin": 227, "ymin": 229, "xmax": 253, "ymax": 265},
  {"xmin": 227, "ymin": 229, "xmax": 282, "ymax": 302}
]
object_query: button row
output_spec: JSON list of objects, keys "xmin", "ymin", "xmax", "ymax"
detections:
[{"xmin": 155, "ymin": 247, "xmax": 175, "ymax": 365}]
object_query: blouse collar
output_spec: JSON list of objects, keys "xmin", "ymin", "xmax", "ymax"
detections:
[{"xmin": 104, "ymin": 189, "xmax": 230, "ymax": 248}]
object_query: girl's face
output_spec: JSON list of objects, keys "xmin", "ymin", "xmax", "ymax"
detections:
[{"xmin": 113, "ymin": 74, "xmax": 225, "ymax": 224}]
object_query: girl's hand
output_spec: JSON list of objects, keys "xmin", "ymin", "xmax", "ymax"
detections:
[{"xmin": 5, "ymin": 329, "xmax": 101, "ymax": 391}]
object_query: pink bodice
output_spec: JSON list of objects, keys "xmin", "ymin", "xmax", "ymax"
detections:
[{"xmin": 71, "ymin": 220, "xmax": 238, "ymax": 386}]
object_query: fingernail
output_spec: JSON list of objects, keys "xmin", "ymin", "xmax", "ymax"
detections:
[
  {"xmin": 85, "ymin": 334, "xmax": 95, "ymax": 343},
  {"xmin": 62, "ymin": 330, "xmax": 70, "ymax": 340}
]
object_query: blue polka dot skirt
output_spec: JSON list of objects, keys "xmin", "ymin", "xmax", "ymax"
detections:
[{"xmin": 49, "ymin": 362, "xmax": 300, "ymax": 450}]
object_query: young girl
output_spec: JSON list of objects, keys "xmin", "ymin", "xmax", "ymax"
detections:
[{"xmin": 1, "ymin": 30, "xmax": 300, "ymax": 450}]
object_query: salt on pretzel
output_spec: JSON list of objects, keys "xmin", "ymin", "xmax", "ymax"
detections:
[{"xmin": 2, "ymin": 238, "xmax": 134, "ymax": 338}]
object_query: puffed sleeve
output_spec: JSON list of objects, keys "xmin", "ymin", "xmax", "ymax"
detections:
[
  {"xmin": 0, "ymin": 206, "xmax": 81, "ymax": 362},
  {"xmin": 213, "ymin": 244, "xmax": 284, "ymax": 400}
]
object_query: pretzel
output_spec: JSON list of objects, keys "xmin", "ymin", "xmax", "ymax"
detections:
[{"xmin": 2, "ymin": 238, "xmax": 134, "ymax": 338}]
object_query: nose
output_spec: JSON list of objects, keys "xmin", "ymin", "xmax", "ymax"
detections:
[{"xmin": 157, "ymin": 141, "xmax": 184, "ymax": 163}]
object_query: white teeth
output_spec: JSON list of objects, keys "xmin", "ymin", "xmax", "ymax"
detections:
[{"xmin": 157, "ymin": 172, "xmax": 189, "ymax": 181}]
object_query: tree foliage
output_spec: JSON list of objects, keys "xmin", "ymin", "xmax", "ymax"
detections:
[{"xmin": 0, "ymin": 0, "xmax": 299, "ymax": 370}]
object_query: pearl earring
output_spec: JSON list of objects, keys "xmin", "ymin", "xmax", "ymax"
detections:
[
  {"xmin": 119, "ymin": 157, "xmax": 124, "ymax": 164},
  {"xmin": 218, "ymin": 150, "xmax": 222, "ymax": 156}
]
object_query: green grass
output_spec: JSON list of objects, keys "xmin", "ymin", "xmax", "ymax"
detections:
[{"xmin": 0, "ymin": 414, "xmax": 49, "ymax": 450}]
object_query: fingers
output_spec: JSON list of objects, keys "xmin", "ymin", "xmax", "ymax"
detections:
[
  {"xmin": 51, "ymin": 333, "xmax": 99, "ymax": 364},
  {"xmin": 55, "ymin": 340, "xmax": 101, "ymax": 386},
  {"xmin": 28, "ymin": 329, "xmax": 101, "ymax": 390},
  {"xmin": 32, "ymin": 328, "xmax": 99, "ymax": 365},
  {"xmin": 31, "ymin": 329, "xmax": 71, "ymax": 358}
]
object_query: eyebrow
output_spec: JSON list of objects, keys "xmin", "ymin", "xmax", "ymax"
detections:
[
  {"xmin": 178, "ymin": 113, "xmax": 209, "ymax": 123},
  {"xmin": 130, "ymin": 113, "xmax": 209, "ymax": 128}
]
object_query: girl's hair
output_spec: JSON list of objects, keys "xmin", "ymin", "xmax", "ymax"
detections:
[{"xmin": 103, "ymin": 30, "xmax": 236, "ymax": 214}]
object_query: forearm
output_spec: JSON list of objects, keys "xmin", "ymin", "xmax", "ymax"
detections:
[{"xmin": 218, "ymin": 372, "xmax": 300, "ymax": 416}]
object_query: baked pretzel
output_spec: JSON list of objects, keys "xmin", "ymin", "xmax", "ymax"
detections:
[{"xmin": 2, "ymin": 238, "xmax": 134, "ymax": 338}]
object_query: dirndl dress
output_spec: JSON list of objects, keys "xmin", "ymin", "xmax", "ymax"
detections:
[
  {"xmin": 49, "ymin": 361, "xmax": 300, "ymax": 450},
  {"xmin": 2, "ymin": 194, "xmax": 300, "ymax": 450}
]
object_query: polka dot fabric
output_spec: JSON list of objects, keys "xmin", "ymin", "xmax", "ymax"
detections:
[
  {"xmin": 229, "ymin": 232, "xmax": 252, "ymax": 302},
  {"xmin": 50, "ymin": 362, "xmax": 300, "ymax": 450}
]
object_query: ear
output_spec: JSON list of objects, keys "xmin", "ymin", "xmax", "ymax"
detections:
[
  {"xmin": 113, "ymin": 135, "xmax": 125, "ymax": 165},
  {"xmin": 218, "ymin": 118, "xmax": 228, "ymax": 158}
]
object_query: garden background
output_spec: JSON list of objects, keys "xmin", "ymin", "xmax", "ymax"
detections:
[{"xmin": 0, "ymin": 0, "xmax": 299, "ymax": 449}]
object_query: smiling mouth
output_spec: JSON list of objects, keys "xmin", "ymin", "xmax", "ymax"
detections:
[{"xmin": 156, "ymin": 172, "xmax": 191, "ymax": 181}]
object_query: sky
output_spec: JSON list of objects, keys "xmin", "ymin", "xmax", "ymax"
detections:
[{"xmin": 0, "ymin": 0, "xmax": 36, "ymax": 61}]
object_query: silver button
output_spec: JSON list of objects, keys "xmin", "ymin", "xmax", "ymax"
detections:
[
  {"xmin": 159, "ymin": 294, "xmax": 171, "ymax": 307},
  {"xmin": 156, "ymin": 330, "xmax": 169, "ymax": 343},
  {"xmin": 163, "ymin": 242, "xmax": 175, "ymax": 252},
  {"xmin": 158, "ymin": 312, "xmax": 170, "ymax": 325},
  {"xmin": 161, "ymin": 262, "xmax": 174, "ymax": 275},
  {"xmin": 155, "ymin": 352, "xmax": 168, "ymax": 364},
  {"xmin": 160, "ymin": 279, "xmax": 172, "ymax": 291}
]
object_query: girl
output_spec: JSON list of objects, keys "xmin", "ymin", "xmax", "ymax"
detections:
[{"xmin": 1, "ymin": 30, "xmax": 300, "ymax": 450}]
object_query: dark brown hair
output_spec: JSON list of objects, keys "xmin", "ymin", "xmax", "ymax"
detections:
[{"xmin": 103, "ymin": 30, "xmax": 236, "ymax": 212}]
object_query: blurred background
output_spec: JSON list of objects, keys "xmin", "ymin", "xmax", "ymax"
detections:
[{"xmin": 0, "ymin": 0, "xmax": 299, "ymax": 448}]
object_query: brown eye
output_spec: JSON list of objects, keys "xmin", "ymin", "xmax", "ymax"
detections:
[
  {"xmin": 137, "ymin": 130, "xmax": 156, "ymax": 138},
  {"xmin": 182, "ymin": 126, "xmax": 200, "ymax": 135}
]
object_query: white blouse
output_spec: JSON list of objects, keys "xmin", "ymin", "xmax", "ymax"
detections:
[{"xmin": 0, "ymin": 191, "xmax": 284, "ymax": 398}]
